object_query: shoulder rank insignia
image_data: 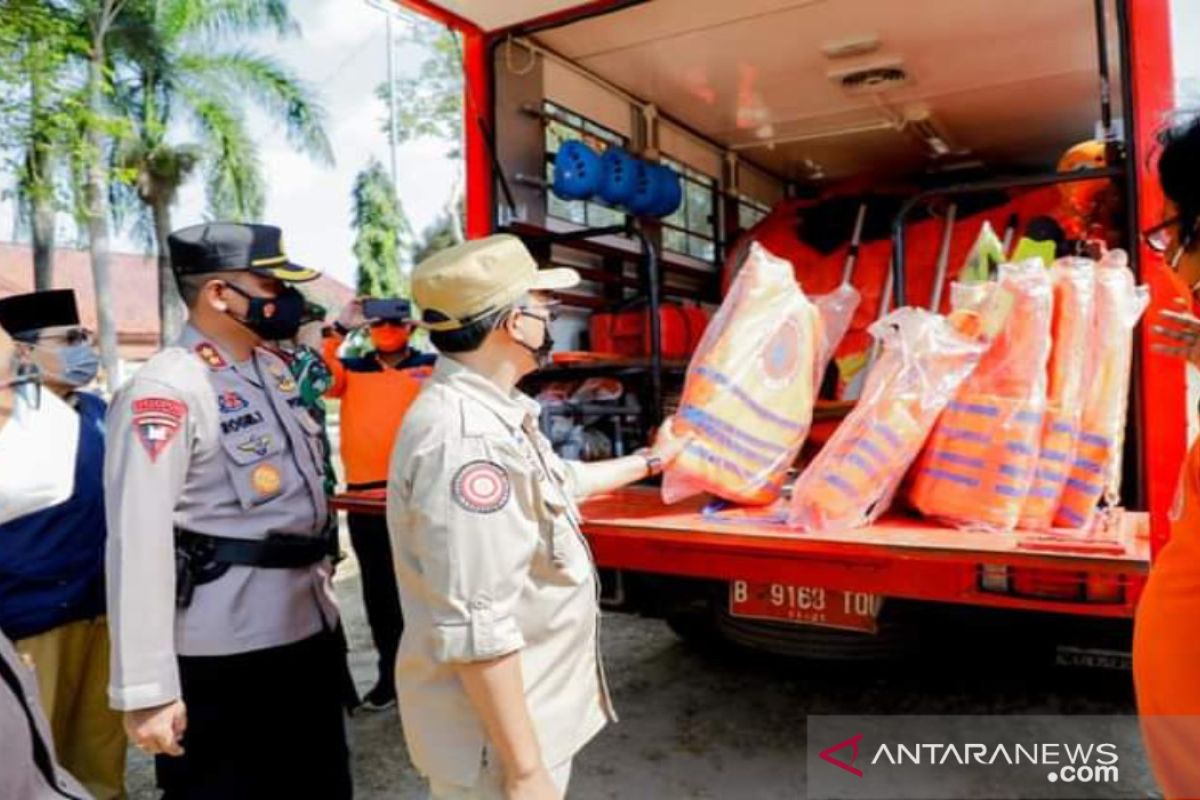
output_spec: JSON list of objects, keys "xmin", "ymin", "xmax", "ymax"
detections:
[
  {"xmin": 195, "ymin": 342, "xmax": 228, "ymax": 370},
  {"xmin": 451, "ymin": 461, "xmax": 511, "ymax": 514}
]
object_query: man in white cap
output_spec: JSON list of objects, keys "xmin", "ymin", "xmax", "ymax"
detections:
[{"xmin": 387, "ymin": 234, "xmax": 687, "ymax": 799}]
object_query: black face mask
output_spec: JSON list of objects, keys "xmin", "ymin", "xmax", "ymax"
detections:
[
  {"xmin": 222, "ymin": 282, "xmax": 305, "ymax": 341},
  {"xmin": 514, "ymin": 310, "xmax": 555, "ymax": 369}
]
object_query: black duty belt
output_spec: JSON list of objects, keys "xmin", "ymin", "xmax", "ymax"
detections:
[{"xmin": 174, "ymin": 528, "xmax": 328, "ymax": 608}]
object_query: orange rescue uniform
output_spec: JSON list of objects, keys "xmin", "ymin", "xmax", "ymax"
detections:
[
  {"xmin": 1134, "ymin": 438, "xmax": 1200, "ymax": 800},
  {"xmin": 322, "ymin": 333, "xmax": 436, "ymax": 486}
]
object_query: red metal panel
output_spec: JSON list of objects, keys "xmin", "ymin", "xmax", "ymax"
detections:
[
  {"xmin": 394, "ymin": 0, "xmax": 481, "ymax": 32},
  {"xmin": 462, "ymin": 28, "xmax": 494, "ymax": 238},
  {"xmin": 1128, "ymin": 0, "xmax": 1180, "ymax": 559},
  {"xmin": 584, "ymin": 523, "xmax": 1142, "ymax": 619}
]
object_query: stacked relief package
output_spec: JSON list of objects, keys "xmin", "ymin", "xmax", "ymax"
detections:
[
  {"xmin": 663, "ymin": 243, "xmax": 823, "ymax": 506},
  {"xmin": 907, "ymin": 259, "xmax": 1054, "ymax": 531}
]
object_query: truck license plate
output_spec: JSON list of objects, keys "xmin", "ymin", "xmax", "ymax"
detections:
[{"xmin": 729, "ymin": 580, "xmax": 882, "ymax": 634}]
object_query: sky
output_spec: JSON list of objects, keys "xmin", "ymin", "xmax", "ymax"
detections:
[
  {"xmin": 1, "ymin": 0, "xmax": 459, "ymax": 289},
  {"xmin": 2, "ymin": 0, "xmax": 1199, "ymax": 289}
]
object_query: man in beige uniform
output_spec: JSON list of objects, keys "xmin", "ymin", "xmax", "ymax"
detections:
[
  {"xmin": 388, "ymin": 234, "xmax": 687, "ymax": 799},
  {"xmin": 105, "ymin": 223, "xmax": 351, "ymax": 799}
]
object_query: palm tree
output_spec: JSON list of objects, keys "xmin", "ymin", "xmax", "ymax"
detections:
[
  {"xmin": 112, "ymin": 0, "xmax": 333, "ymax": 343},
  {"xmin": 0, "ymin": 1, "xmax": 87, "ymax": 290}
]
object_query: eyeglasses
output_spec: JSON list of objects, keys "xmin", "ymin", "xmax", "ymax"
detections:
[
  {"xmin": 517, "ymin": 308, "xmax": 559, "ymax": 325},
  {"xmin": 25, "ymin": 328, "xmax": 93, "ymax": 347}
]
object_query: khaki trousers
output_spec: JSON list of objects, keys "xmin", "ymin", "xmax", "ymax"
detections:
[
  {"xmin": 429, "ymin": 758, "xmax": 573, "ymax": 799},
  {"xmin": 16, "ymin": 617, "xmax": 127, "ymax": 800}
]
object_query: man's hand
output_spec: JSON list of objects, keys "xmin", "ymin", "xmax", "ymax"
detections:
[
  {"xmin": 1152, "ymin": 309, "xmax": 1200, "ymax": 368},
  {"xmin": 336, "ymin": 298, "xmax": 367, "ymax": 331},
  {"xmin": 505, "ymin": 765, "xmax": 560, "ymax": 800},
  {"xmin": 125, "ymin": 700, "xmax": 187, "ymax": 757},
  {"xmin": 649, "ymin": 416, "xmax": 690, "ymax": 468}
]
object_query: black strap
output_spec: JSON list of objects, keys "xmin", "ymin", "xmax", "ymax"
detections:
[{"xmin": 176, "ymin": 529, "xmax": 328, "ymax": 569}]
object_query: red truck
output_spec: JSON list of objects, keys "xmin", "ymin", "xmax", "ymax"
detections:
[{"xmin": 347, "ymin": 0, "xmax": 1181, "ymax": 664}]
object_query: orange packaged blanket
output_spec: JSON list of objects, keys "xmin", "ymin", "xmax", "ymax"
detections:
[
  {"xmin": 908, "ymin": 259, "xmax": 1054, "ymax": 531},
  {"xmin": 1054, "ymin": 250, "xmax": 1148, "ymax": 530},
  {"xmin": 788, "ymin": 303, "xmax": 999, "ymax": 532},
  {"xmin": 1018, "ymin": 258, "xmax": 1097, "ymax": 530},
  {"xmin": 663, "ymin": 242, "xmax": 823, "ymax": 506}
]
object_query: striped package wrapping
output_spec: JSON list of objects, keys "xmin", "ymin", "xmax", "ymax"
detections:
[
  {"xmin": 908, "ymin": 259, "xmax": 1054, "ymax": 531},
  {"xmin": 1018, "ymin": 257, "xmax": 1097, "ymax": 530},
  {"xmin": 1053, "ymin": 249, "xmax": 1148, "ymax": 530},
  {"xmin": 662, "ymin": 242, "xmax": 823, "ymax": 506},
  {"xmin": 789, "ymin": 306, "xmax": 993, "ymax": 532}
]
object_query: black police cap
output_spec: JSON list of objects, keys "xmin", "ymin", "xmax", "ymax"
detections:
[{"xmin": 167, "ymin": 223, "xmax": 320, "ymax": 283}]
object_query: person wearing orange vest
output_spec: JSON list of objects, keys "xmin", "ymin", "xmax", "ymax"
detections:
[
  {"xmin": 322, "ymin": 298, "xmax": 435, "ymax": 711},
  {"xmin": 1135, "ymin": 114, "xmax": 1200, "ymax": 800}
]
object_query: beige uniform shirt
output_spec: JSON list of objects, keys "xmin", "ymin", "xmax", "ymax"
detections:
[
  {"xmin": 387, "ymin": 357, "xmax": 615, "ymax": 787},
  {"xmin": 104, "ymin": 326, "xmax": 337, "ymax": 711}
]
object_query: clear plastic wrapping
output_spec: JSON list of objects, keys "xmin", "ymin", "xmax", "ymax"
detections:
[
  {"xmin": 789, "ymin": 306, "xmax": 993, "ymax": 532},
  {"xmin": 907, "ymin": 258, "xmax": 1054, "ymax": 531},
  {"xmin": 812, "ymin": 283, "xmax": 862, "ymax": 378},
  {"xmin": 663, "ymin": 242, "xmax": 823, "ymax": 506},
  {"xmin": 1018, "ymin": 258, "xmax": 1097, "ymax": 530},
  {"xmin": 1054, "ymin": 249, "xmax": 1149, "ymax": 530}
]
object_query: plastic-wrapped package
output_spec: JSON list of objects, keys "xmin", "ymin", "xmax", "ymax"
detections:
[
  {"xmin": 789, "ymin": 305, "xmax": 998, "ymax": 532},
  {"xmin": 959, "ymin": 221, "xmax": 1006, "ymax": 283},
  {"xmin": 908, "ymin": 258, "xmax": 1054, "ymax": 531},
  {"xmin": 812, "ymin": 283, "xmax": 862, "ymax": 377},
  {"xmin": 1018, "ymin": 258, "xmax": 1097, "ymax": 530},
  {"xmin": 1054, "ymin": 250, "xmax": 1149, "ymax": 530},
  {"xmin": 663, "ymin": 242, "xmax": 823, "ymax": 506}
]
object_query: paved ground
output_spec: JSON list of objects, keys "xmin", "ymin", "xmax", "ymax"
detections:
[{"xmin": 125, "ymin": 544, "xmax": 1151, "ymax": 798}]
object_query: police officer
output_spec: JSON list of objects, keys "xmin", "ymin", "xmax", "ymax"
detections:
[
  {"xmin": 104, "ymin": 223, "xmax": 351, "ymax": 799},
  {"xmin": 387, "ymin": 234, "xmax": 687, "ymax": 799}
]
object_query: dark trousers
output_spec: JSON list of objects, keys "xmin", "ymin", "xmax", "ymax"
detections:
[
  {"xmin": 156, "ymin": 631, "xmax": 352, "ymax": 800},
  {"xmin": 347, "ymin": 512, "xmax": 404, "ymax": 689}
]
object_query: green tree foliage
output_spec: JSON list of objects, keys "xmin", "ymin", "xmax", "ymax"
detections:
[
  {"xmin": 351, "ymin": 157, "xmax": 411, "ymax": 298},
  {"xmin": 376, "ymin": 19, "xmax": 464, "ymax": 242},
  {"xmin": 108, "ymin": 0, "xmax": 333, "ymax": 342},
  {"xmin": 0, "ymin": 1, "xmax": 88, "ymax": 289}
]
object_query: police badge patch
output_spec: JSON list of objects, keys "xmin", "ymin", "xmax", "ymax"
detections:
[
  {"xmin": 451, "ymin": 461, "xmax": 511, "ymax": 514},
  {"xmin": 132, "ymin": 397, "xmax": 187, "ymax": 463}
]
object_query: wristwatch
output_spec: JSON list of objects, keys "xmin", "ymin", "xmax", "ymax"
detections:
[
  {"xmin": 331, "ymin": 321, "xmax": 350, "ymax": 336},
  {"xmin": 639, "ymin": 450, "xmax": 664, "ymax": 478}
]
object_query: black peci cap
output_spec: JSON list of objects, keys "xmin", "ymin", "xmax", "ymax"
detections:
[
  {"xmin": 167, "ymin": 222, "xmax": 320, "ymax": 283},
  {"xmin": 0, "ymin": 290, "xmax": 80, "ymax": 338}
]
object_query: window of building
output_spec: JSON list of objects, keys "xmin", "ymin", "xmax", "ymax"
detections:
[
  {"xmin": 660, "ymin": 157, "xmax": 718, "ymax": 263},
  {"xmin": 543, "ymin": 100, "xmax": 627, "ymax": 229},
  {"xmin": 737, "ymin": 197, "xmax": 771, "ymax": 232}
]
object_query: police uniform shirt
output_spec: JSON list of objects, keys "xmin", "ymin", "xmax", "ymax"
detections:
[
  {"xmin": 105, "ymin": 326, "xmax": 336, "ymax": 711},
  {"xmin": 386, "ymin": 356, "xmax": 615, "ymax": 788}
]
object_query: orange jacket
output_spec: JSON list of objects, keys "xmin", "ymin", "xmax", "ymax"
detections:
[{"xmin": 322, "ymin": 333, "xmax": 436, "ymax": 487}]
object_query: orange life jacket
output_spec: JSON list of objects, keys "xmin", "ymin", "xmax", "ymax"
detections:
[
  {"xmin": 1018, "ymin": 258, "xmax": 1097, "ymax": 530},
  {"xmin": 789, "ymin": 306, "xmax": 992, "ymax": 531},
  {"xmin": 664, "ymin": 242, "xmax": 822, "ymax": 506},
  {"xmin": 908, "ymin": 259, "xmax": 1054, "ymax": 530},
  {"xmin": 1053, "ymin": 250, "xmax": 1148, "ymax": 529}
]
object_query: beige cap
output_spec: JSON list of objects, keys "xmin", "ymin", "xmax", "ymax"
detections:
[{"xmin": 412, "ymin": 234, "xmax": 580, "ymax": 332}]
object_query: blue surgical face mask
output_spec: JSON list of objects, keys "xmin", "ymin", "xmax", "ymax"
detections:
[{"xmin": 41, "ymin": 343, "xmax": 100, "ymax": 387}]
